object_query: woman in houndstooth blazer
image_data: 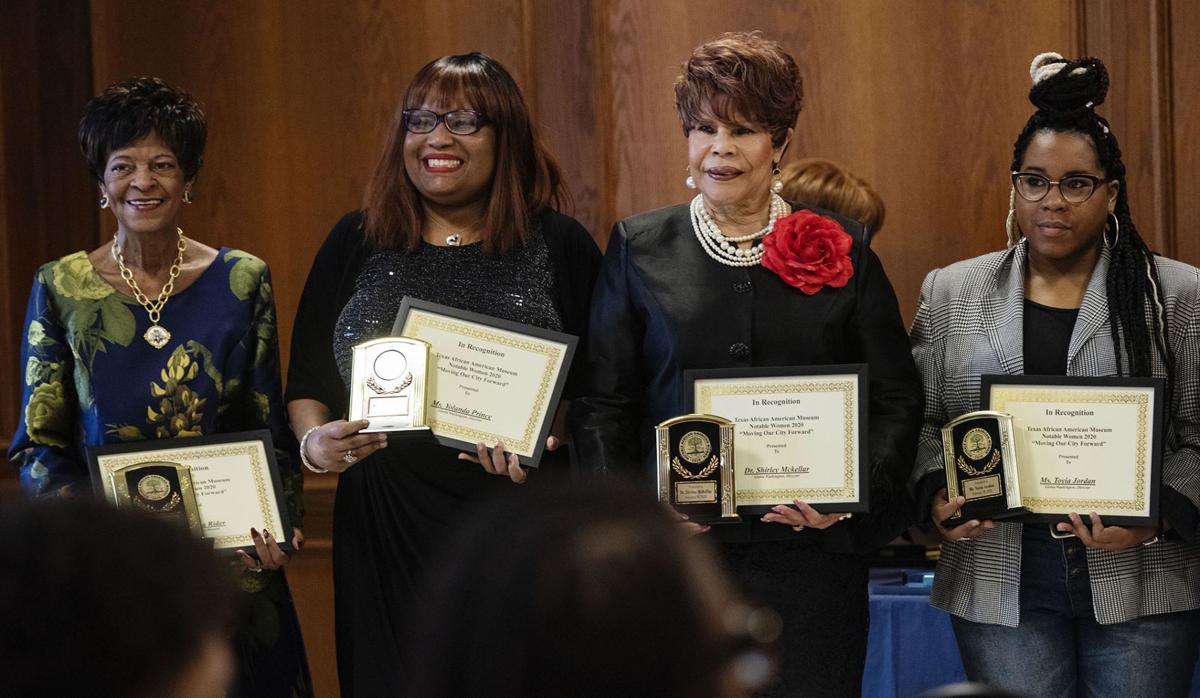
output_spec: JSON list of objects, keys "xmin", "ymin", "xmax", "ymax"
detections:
[{"xmin": 910, "ymin": 54, "xmax": 1200, "ymax": 696}]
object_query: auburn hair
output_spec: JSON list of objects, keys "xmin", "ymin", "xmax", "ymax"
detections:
[
  {"xmin": 362, "ymin": 53, "xmax": 566, "ymax": 254},
  {"xmin": 779, "ymin": 158, "xmax": 885, "ymax": 234},
  {"xmin": 674, "ymin": 32, "xmax": 803, "ymax": 147}
]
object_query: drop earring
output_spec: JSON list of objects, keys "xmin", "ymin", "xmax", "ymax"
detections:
[
  {"xmin": 1004, "ymin": 187, "xmax": 1019, "ymax": 248},
  {"xmin": 183, "ymin": 189, "xmax": 193, "ymax": 204},
  {"xmin": 771, "ymin": 164, "xmax": 784, "ymax": 194}
]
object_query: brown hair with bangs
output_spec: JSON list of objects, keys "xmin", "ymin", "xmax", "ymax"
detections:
[
  {"xmin": 674, "ymin": 32, "xmax": 803, "ymax": 147},
  {"xmin": 363, "ymin": 53, "xmax": 567, "ymax": 254}
]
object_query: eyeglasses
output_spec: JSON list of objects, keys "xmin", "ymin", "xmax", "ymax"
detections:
[
  {"xmin": 401, "ymin": 109, "xmax": 489, "ymax": 135},
  {"xmin": 1011, "ymin": 171, "xmax": 1108, "ymax": 204}
]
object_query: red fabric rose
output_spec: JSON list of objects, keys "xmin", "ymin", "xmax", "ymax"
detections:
[{"xmin": 761, "ymin": 211, "xmax": 854, "ymax": 294}]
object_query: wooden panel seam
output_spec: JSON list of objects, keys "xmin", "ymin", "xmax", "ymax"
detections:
[{"xmin": 1150, "ymin": 0, "xmax": 1177, "ymax": 258}]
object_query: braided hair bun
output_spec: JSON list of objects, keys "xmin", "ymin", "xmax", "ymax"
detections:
[{"xmin": 1027, "ymin": 52, "xmax": 1109, "ymax": 115}]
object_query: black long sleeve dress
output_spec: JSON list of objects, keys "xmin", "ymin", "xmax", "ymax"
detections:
[
  {"xmin": 286, "ymin": 210, "xmax": 600, "ymax": 696},
  {"xmin": 568, "ymin": 203, "xmax": 923, "ymax": 696}
]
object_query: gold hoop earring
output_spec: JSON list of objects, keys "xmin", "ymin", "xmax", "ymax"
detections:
[
  {"xmin": 1104, "ymin": 212, "xmax": 1120, "ymax": 251},
  {"xmin": 1004, "ymin": 187, "xmax": 1020, "ymax": 248}
]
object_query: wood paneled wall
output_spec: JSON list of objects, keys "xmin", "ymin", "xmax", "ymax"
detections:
[
  {"xmin": 0, "ymin": 1, "xmax": 98, "ymax": 460},
  {"xmin": 3, "ymin": 1, "xmax": 1198, "ymax": 695}
]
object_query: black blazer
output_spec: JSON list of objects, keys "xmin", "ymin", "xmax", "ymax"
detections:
[{"xmin": 568, "ymin": 202, "xmax": 922, "ymax": 550}]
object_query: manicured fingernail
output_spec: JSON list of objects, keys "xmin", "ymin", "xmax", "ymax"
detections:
[
  {"xmin": 263, "ymin": 529, "xmax": 271, "ymax": 539},
  {"xmin": 251, "ymin": 528, "xmax": 259, "ymax": 538}
]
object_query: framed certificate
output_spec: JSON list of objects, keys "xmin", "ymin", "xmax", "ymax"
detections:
[
  {"xmin": 686, "ymin": 364, "xmax": 868, "ymax": 514},
  {"xmin": 86, "ymin": 430, "xmax": 292, "ymax": 554},
  {"xmin": 982, "ymin": 375, "xmax": 1164, "ymax": 526},
  {"xmin": 392, "ymin": 297, "xmax": 577, "ymax": 467}
]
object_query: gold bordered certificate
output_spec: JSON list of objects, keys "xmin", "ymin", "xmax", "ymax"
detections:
[
  {"xmin": 392, "ymin": 297, "xmax": 578, "ymax": 467},
  {"xmin": 982, "ymin": 375, "xmax": 1163, "ymax": 526},
  {"xmin": 686, "ymin": 364, "xmax": 867, "ymax": 514},
  {"xmin": 86, "ymin": 430, "xmax": 291, "ymax": 553}
]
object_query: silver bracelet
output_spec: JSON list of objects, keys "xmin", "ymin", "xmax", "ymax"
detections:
[{"xmin": 299, "ymin": 425, "xmax": 328, "ymax": 474}]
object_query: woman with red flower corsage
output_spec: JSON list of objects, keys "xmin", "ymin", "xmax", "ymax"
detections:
[{"xmin": 569, "ymin": 32, "xmax": 922, "ymax": 696}]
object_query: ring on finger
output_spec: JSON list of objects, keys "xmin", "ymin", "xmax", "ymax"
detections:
[
  {"xmin": 792, "ymin": 525, "xmax": 805, "ymax": 532},
  {"xmin": 343, "ymin": 449, "xmax": 358, "ymax": 464}
]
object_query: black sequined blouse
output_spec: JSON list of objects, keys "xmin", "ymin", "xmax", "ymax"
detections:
[{"xmin": 285, "ymin": 209, "xmax": 600, "ymax": 695}]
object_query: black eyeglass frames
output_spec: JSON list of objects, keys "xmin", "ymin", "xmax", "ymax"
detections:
[
  {"xmin": 401, "ymin": 109, "xmax": 488, "ymax": 135},
  {"xmin": 1011, "ymin": 171, "xmax": 1109, "ymax": 204}
]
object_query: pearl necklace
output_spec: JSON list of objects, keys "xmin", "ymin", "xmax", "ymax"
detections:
[
  {"xmin": 112, "ymin": 228, "xmax": 187, "ymax": 349},
  {"xmin": 690, "ymin": 194, "xmax": 789, "ymax": 267}
]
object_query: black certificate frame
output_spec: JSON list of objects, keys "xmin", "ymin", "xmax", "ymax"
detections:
[
  {"xmin": 86, "ymin": 429, "xmax": 293, "ymax": 556},
  {"xmin": 684, "ymin": 363, "xmax": 869, "ymax": 515},
  {"xmin": 392, "ymin": 296, "xmax": 578, "ymax": 468},
  {"xmin": 981, "ymin": 374, "xmax": 1164, "ymax": 527}
]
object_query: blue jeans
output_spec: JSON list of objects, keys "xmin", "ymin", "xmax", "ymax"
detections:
[{"xmin": 951, "ymin": 526, "xmax": 1200, "ymax": 697}]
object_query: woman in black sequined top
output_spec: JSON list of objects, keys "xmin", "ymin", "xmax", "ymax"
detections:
[{"xmin": 285, "ymin": 53, "xmax": 600, "ymax": 696}]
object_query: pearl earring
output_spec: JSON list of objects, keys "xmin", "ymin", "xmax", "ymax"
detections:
[
  {"xmin": 99, "ymin": 194, "xmax": 109, "ymax": 209},
  {"xmin": 685, "ymin": 174, "xmax": 697, "ymax": 190}
]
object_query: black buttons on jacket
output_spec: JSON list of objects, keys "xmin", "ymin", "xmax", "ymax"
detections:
[
  {"xmin": 730, "ymin": 342, "xmax": 750, "ymax": 360},
  {"xmin": 733, "ymin": 280, "xmax": 752, "ymax": 294}
]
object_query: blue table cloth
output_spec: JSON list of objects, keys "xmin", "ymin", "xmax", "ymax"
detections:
[
  {"xmin": 863, "ymin": 569, "xmax": 966, "ymax": 697},
  {"xmin": 863, "ymin": 568, "xmax": 1200, "ymax": 697}
]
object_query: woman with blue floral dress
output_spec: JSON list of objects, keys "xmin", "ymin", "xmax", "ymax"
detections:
[{"xmin": 8, "ymin": 77, "xmax": 312, "ymax": 698}]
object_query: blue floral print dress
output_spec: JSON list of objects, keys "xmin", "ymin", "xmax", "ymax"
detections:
[{"xmin": 9, "ymin": 248, "xmax": 312, "ymax": 698}]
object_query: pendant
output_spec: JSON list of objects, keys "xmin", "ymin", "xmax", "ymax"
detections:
[
  {"xmin": 445, "ymin": 234, "xmax": 461, "ymax": 246},
  {"xmin": 144, "ymin": 324, "xmax": 171, "ymax": 349}
]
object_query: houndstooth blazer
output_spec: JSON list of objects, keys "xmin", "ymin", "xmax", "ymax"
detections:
[{"xmin": 909, "ymin": 240, "xmax": 1200, "ymax": 626}]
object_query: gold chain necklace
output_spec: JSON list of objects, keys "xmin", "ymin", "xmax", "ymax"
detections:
[{"xmin": 112, "ymin": 228, "xmax": 187, "ymax": 349}]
